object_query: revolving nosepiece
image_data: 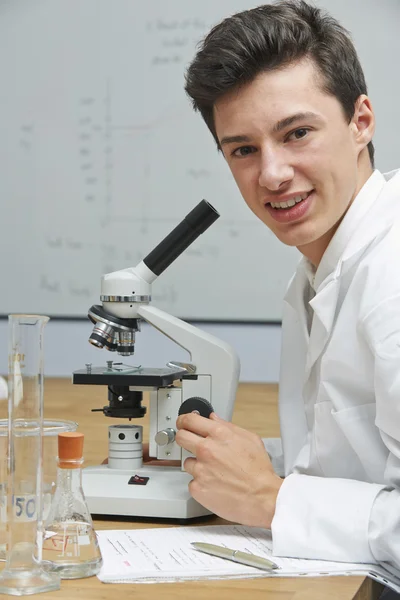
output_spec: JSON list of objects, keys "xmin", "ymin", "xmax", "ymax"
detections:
[{"xmin": 88, "ymin": 305, "xmax": 139, "ymax": 356}]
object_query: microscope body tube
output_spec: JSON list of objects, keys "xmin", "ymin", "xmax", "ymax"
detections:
[{"xmin": 101, "ymin": 200, "xmax": 219, "ymax": 319}]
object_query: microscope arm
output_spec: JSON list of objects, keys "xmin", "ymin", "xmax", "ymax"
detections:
[{"xmin": 137, "ymin": 304, "xmax": 240, "ymax": 421}]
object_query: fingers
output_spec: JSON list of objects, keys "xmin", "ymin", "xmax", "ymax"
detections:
[
  {"xmin": 175, "ymin": 428, "xmax": 203, "ymax": 455},
  {"xmin": 183, "ymin": 456, "xmax": 196, "ymax": 476},
  {"xmin": 209, "ymin": 412, "xmax": 236, "ymax": 430},
  {"xmin": 176, "ymin": 411, "xmax": 217, "ymax": 436},
  {"xmin": 177, "ymin": 410, "xmax": 235, "ymax": 432},
  {"xmin": 177, "ymin": 411, "xmax": 242, "ymax": 437},
  {"xmin": 210, "ymin": 412, "xmax": 225, "ymax": 421}
]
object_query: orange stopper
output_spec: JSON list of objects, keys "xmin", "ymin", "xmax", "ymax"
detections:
[{"xmin": 58, "ymin": 432, "xmax": 84, "ymax": 469}]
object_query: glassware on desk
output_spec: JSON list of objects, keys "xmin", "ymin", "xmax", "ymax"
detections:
[
  {"xmin": 0, "ymin": 427, "xmax": 6, "ymax": 566},
  {"xmin": 42, "ymin": 432, "xmax": 103, "ymax": 579},
  {"xmin": 0, "ymin": 418, "xmax": 78, "ymax": 558},
  {"xmin": 0, "ymin": 314, "xmax": 60, "ymax": 595},
  {"xmin": 0, "ymin": 376, "xmax": 7, "ymax": 401}
]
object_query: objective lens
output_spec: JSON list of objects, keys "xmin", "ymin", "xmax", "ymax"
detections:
[
  {"xmin": 88, "ymin": 322, "xmax": 115, "ymax": 349},
  {"xmin": 104, "ymin": 332, "xmax": 118, "ymax": 352},
  {"xmin": 116, "ymin": 330, "xmax": 135, "ymax": 356}
]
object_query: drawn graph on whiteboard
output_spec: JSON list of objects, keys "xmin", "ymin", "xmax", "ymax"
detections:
[{"xmin": 0, "ymin": 2, "xmax": 300, "ymax": 319}]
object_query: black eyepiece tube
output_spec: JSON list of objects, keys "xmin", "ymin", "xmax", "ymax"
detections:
[{"xmin": 143, "ymin": 200, "xmax": 219, "ymax": 276}]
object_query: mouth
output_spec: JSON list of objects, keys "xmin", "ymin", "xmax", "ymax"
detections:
[
  {"xmin": 267, "ymin": 191, "xmax": 313, "ymax": 210},
  {"xmin": 264, "ymin": 190, "xmax": 314, "ymax": 223}
]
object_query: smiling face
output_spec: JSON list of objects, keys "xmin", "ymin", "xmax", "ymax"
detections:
[{"xmin": 214, "ymin": 59, "xmax": 375, "ymax": 266}]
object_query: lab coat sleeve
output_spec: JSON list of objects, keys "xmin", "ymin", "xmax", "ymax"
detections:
[
  {"xmin": 271, "ymin": 473, "xmax": 387, "ymax": 563},
  {"xmin": 272, "ymin": 296, "xmax": 400, "ymax": 569}
]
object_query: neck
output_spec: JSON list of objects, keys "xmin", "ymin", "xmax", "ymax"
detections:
[{"xmin": 298, "ymin": 158, "xmax": 374, "ymax": 268}]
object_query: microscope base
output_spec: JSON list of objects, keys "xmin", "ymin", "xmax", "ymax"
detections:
[{"xmin": 82, "ymin": 464, "xmax": 212, "ymax": 520}]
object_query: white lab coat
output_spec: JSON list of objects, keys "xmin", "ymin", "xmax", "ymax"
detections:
[{"xmin": 269, "ymin": 169, "xmax": 400, "ymax": 573}]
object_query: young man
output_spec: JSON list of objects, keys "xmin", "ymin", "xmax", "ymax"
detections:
[{"xmin": 175, "ymin": 0, "xmax": 400, "ymax": 580}]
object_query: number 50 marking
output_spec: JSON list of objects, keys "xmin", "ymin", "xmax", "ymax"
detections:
[{"xmin": 13, "ymin": 496, "xmax": 36, "ymax": 521}]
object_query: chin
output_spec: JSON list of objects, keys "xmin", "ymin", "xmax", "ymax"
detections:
[
  {"xmin": 276, "ymin": 222, "xmax": 326, "ymax": 249},
  {"xmin": 275, "ymin": 231, "xmax": 312, "ymax": 248}
]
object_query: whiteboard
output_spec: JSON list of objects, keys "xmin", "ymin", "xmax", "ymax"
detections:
[{"xmin": 1, "ymin": 0, "xmax": 399, "ymax": 321}]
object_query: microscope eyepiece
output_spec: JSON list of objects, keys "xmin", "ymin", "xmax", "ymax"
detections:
[{"xmin": 143, "ymin": 200, "xmax": 219, "ymax": 277}]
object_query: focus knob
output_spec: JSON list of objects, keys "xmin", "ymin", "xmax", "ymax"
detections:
[
  {"xmin": 154, "ymin": 428, "xmax": 176, "ymax": 446},
  {"xmin": 178, "ymin": 397, "xmax": 214, "ymax": 418}
]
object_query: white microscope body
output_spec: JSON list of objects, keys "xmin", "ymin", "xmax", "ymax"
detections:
[{"xmin": 74, "ymin": 201, "xmax": 240, "ymax": 520}]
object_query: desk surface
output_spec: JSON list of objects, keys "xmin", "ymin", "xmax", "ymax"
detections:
[{"xmin": 2, "ymin": 378, "xmax": 383, "ymax": 600}]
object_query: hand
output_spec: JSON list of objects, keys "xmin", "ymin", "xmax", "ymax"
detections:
[{"xmin": 175, "ymin": 412, "xmax": 283, "ymax": 529}]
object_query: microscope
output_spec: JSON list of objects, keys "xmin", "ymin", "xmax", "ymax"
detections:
[{"xmin": 72, "ymin": 200, "xmax": 240, "ymax": 520}]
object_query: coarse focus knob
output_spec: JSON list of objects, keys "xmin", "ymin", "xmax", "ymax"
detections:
[
  {"xmin": 154, "ymin": 428, "xmax": 176, "ymax": 446},
  {"xmin": 178, "ymin": 397, "xmax": 214, "ymax": 418}
]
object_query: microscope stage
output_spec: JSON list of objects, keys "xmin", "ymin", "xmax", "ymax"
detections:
[
  {"xmin": 82, "ymin": 464, "xmax": 211, "ymax": 520},
  {"xmin": 73, "ymin": 366, "xmax": 191, "ymax": 387}
]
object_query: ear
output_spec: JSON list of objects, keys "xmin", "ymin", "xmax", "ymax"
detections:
[{"xmin": 351, "ymin": 94, "xmax": 375, "ymax": 152}]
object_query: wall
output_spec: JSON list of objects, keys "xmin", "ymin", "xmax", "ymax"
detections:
[{"xmin": 0, "ymin": 319, "xmax": 282, "ymax": 383}]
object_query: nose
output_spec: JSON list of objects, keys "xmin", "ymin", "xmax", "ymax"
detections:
[{"xmin": 258, "ymin": 147, "xmax": 294, "ymax": 191}]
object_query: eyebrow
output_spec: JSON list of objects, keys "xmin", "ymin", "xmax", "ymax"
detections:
[
  {"xmin": 219, "ymin": 134, "xmax": 252, "ymax": 147},
  {"xmin": 272, "ymin": 111, "xmax": 321, "ymax": 133},
  {"xmin": 219, "ymin": 112, "xmax": 321, "ymax": 147}
]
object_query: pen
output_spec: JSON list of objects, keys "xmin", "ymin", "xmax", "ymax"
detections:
[{"xmin": 191, "ymin": 542, "xmax": 280, "ymax": 571}]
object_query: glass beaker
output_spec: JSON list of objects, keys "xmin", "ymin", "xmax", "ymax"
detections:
[{"xmin": 0, "ymin": 315, "xmax": 60, "ymax": 595}]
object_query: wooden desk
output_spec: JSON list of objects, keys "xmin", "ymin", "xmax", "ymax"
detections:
[{"xmin": 3, "ymin": 379, "xmax": 384, "ymax": 599}]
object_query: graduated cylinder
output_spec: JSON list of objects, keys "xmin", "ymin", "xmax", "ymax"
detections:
[{"xmin": 0, "ymin": 314, "xmax": 60, "ymax": 595}]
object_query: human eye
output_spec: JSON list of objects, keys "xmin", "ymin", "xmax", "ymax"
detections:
[
  {"xmin": 285, "ymin": 128, "xmax": 310, "ymax": 142},
  {"xmin": 231, "ymin": 145, "xmax": 257, "ymax": 158}
]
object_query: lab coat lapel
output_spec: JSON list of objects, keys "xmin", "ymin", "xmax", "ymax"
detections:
[
  {"xmin": 305, "ymin": 275, "xmax": 341, "ymax": 378},
  {"xmin": 280, "ymin": 267, "xmax": 341, "ymax": 474},
  {"xmin": 282, "ymin": 260, "xmax": 309, "ymax": 342},
  {"xmin": 279, "ymin": 265, "xmax": 310, "ymax": 472}
]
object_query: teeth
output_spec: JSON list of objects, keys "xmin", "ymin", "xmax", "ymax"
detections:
[{"xmin": 270, "ymin": 192, "xmax": 310, "ymax": 209}]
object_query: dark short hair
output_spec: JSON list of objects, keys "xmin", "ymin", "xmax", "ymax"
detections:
[{"xmin": 185, "ymin": 0, "xmax": 375, "ymax": 166}]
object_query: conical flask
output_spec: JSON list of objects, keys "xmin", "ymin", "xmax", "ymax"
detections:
[
  {"xmin": 42, "ymin": 432, "xmax": 103, "ymax": 579},
  {"xmin": 0, "ymin": 315, "xmax": 60, "ymax": 595}
]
